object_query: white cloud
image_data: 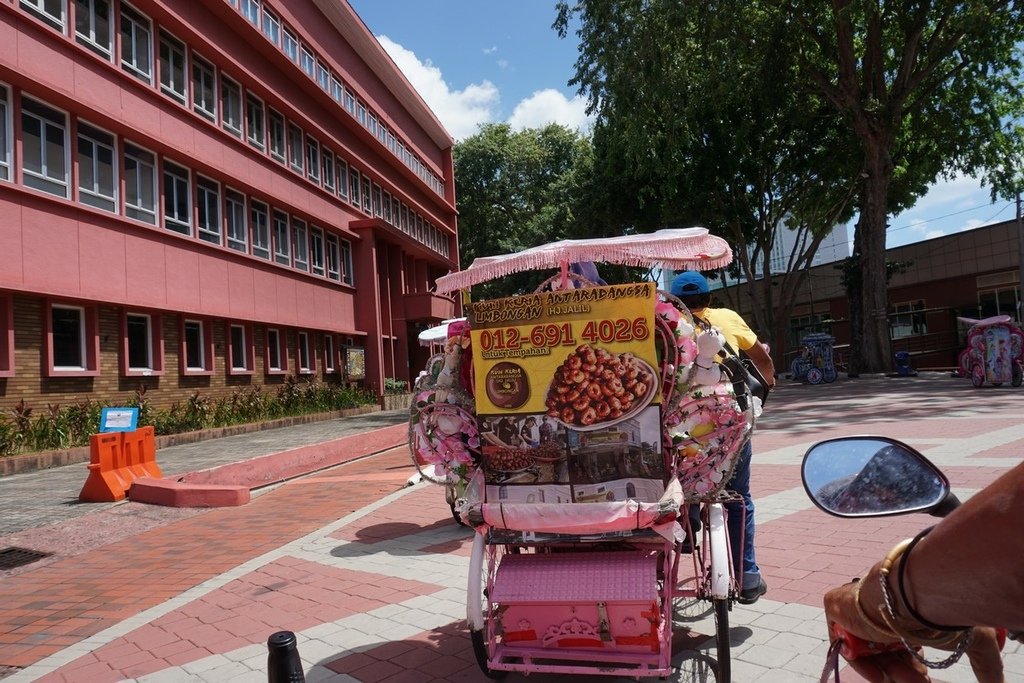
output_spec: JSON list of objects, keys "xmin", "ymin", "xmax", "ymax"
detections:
[
  {"xmin": 482, "ymin": 45, "xmax": 498, "ymax": 55},
  {"xmin": 507, "ymin": 88, "xmax": 593, "ymax": 133},
  {"xmin": 376, "ymin": 35, "xmax": 499, "ymax": 140},
  {"xmin": 497, "ymin": 59, "xmax": 509, "ymax": 69}
]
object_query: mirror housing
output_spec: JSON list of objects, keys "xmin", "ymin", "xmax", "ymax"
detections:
[{"xmin": 801, "ymin": 437, "xmax": 952, "ymax": 518}]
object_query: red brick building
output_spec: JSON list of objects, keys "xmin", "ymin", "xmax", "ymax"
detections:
[{"xmin": 0, "ymin": 0, "xmax": 457, "ymax": 410}]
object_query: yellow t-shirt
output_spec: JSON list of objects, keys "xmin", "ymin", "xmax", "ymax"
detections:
[{"xmin": 694, "ymin": 307, "xmax": 758, "ymax": 353}]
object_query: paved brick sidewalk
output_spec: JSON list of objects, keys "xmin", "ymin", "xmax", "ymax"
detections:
[{"xmin": 0, "ymin": 374, "xmax": 1021, "ymax": 682}]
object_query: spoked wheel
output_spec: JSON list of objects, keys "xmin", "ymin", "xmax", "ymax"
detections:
[
  {"xmin": 467, "ymin": 534, "xmax": 506, "ymax": 679},
  {"xmin": 470, "ymin": 629, "xmax": 506, "ymax": 679},
  {"xmin": 971, "ymin": 364, "xmax": 985, "ymax": 388},
  {"xmin": 806, "ymin": 367, "xmax": 824, "ymax": 384},
  {"xmin": 823, "ymin": 367, "xmax": 837, "ymax": 383},
  {"xmin": 713, "ymin": 597, "xmax": 731, "ymax": 683},
  {"xmin": 1013, "ymin": 363, "xmax": 1023, "ymax": 387}
]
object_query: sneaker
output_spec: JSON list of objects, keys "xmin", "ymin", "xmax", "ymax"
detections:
[{"xmin": 737, "ymin": 577, "xmax": 768, "ymax": 605}]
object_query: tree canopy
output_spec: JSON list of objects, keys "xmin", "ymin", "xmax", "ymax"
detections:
[
  {"xmin": 453, "ymin": 123, "xmax": 597, "ymax": 300},
  {"xmin": 556, "ymin": 0, "xmax": 1024, "ymax": 372}
]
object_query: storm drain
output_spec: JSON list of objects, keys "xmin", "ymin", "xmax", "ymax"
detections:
[{"xmin": 0, "ymin": 546, "xmax": 52, "ymax": 570}]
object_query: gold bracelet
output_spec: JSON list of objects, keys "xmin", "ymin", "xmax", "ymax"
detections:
[{"xmin": 851, "ymin": 574, "xmax": 898, "ymax": 638}]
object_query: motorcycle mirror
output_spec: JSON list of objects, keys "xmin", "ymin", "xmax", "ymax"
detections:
[{"xmin": 801, "ymin": 437, "xmax": 951, "ymax": 518}]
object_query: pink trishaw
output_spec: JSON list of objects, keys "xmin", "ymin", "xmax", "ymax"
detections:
[
  {"xmin": 956, "ymin": 315, "xmax": 1024, "ymax": 388},
  {"xmin": 409, "ymin": 230, "xmax": 760, "ymax": 681}
]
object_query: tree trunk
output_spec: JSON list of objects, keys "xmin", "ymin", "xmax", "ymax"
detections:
[{"xmin": 857, "ymin": 143, "xmax": 894, "ymax": 373}]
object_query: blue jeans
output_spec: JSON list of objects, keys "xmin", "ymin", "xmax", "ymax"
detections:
[{"xmin": 687, "ymin": 440, "xmax": 760, "ymax": 590}]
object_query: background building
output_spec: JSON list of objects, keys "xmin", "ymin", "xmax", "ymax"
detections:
[{"xmin": 0, "ymin": 0, "xmax": 457, "ymax": 410}]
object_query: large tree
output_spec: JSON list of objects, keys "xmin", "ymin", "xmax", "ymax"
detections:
[
  {"xmin": 453, "ymin": 123, "xmax": 597, "ymax": 300},
  {"xmin": 556, "ymin": 1, "xmax": 1024, "ymax": 372}
]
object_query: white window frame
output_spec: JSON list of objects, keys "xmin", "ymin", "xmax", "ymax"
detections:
[
  {"xmin": 124, "ymin": 141, "xmax": 157, "ymax": 224},
  {"xmin": 361, "ymin": 175, "xmax": 371, "ymax": 214},
  {"xmin": 158, "ymin": 29, "xmax": 187, "ymax": 104},
  {"xmin": 344, "ymin": 91, "xmax": 355, "ymax": 116},
  {"xmin": 76, "ymin": 120, "xmax": 118, "ymax": 212},
  {"xmin": 310, "ymin": 226, "xmax": 325, "ymax": 276},
  {"xmin": 261, "ymin": 7, "xmax": 280, "ymax": 46},
  {"xmin": 287, "ymin": 123, "xmax": 304, "ymax": 173},
  {"xmin": 357, "ymin": 102, "xmax": 366, "ymax": 126},
  {"xmin": 125, "ymin": 312, "xmax": 153, "ymax": 371},
  {"xmin": 340, "ymin": 238, "xmax": 353, "ymax": 285},
  {"xmin": 75, "ymin": 0, "xmax": 113, "ymax": 60},
  {"xmin": 251, "ymin": 199, "xmax": 270, "ymax": 259},
  {"xmin": 51, "ymin": 304, "xmax": 86, "ymax": 371},
  {"xmin": 225, "ymin": 188, "xmax": 247, "ymax": 252},
  {"xmin": 316, "ymin": 60, "xmax": 329, "ymax": 91},
  {"xmin": 191, "ymin": 52, "xmax": 217, "ymax": 121},
  {"xmin": 330, "ymin": 75, "xmax": 344, "ymax": 103},
  {"xmin": 305, "ymin": 136, "xmax": 320, "ymax": 183},
  {"xmin": 182, "ymin": 318, "xmax": 212, "ymax": 374},
  {"xmin": 21, "ymin": 0, "xmax": 66, "ymax": 31},
  {"xmin": 229, "ymin": 323, "xmax": 252, "ymax": 373},
  {"xmin": 272, "ymin": 210, "xmax": 290, "ymax": 266},
  {"xmin": 297, "ymin": 330, "xmax": 312, "ymax": 373},
  {"xmin": 0, "ymin": 85, "xmax": 10, "ymax": 182},
  {"xmin": 372, "ymin": 182, "xmax": 382, "ymax": 218},
  {"xmin": 283, "ymin": 27, "xmax": 298, "ymax": 63},
  {"xmin": 292, "ymin": 218, "xmax": 308, "ymax": 272},
  {"xmin": 336, "ymin": 158, "xmax": 348, "ymax": 200},
  {"xmin": 383, "ymin": 190, "xmax": 392, "ymax": 225},
  {"xmin": 196, "ymin": 174, "xmax": 222, "ymax": 244},
  {"xmin": 221, "ymin": 75, "xmax": 243, "ymax": 137},
  {"xmin": 323, "ymin": 333, "xmax": 336, "ymax": 373},
  {"xmin": 245, "ymin": 91, "xmax": 265, "ymax": 150},
  {"xmin": 241, "ymin": 0, "xmax": 259, "ymax": 26},
  {"xmin": 266, "ymin": 327, "xmax": 284, "ymax": 372},
  {"xmin": 21, "ymin": 97, "xmax": 69, "ymax": 198},
  {"xmin": 326, "ymin": 233, "xmax": 340, "ymax": 281},
  {"xmin": 162, "ymin": 159, "xmax": 192, "ymax": 235},
  {"xmin": 349, "ymin": 167, "xmax": 360, "ymax": 206},
  {"xmin": 321, "ymin": 148, "xmax": 334, "ymax": 192},
  {"xmin": 268, "ymin": 108, "xmax": 286, "ymax": 162},
  {"xmin": 119, "ymin": 2, "xmax": 152, "ymax": 84},
  {"xmin": 300, "ymin": 45, "xmax": 315, "ymax": 78}
]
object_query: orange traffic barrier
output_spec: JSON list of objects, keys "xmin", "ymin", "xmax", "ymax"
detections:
[
  {"xmin": 123, "ymin": 426, "xmax": 162, "ymax": 478},
  {"xmin": 78, "ymin": 432, "xmax": 131, "ymax": 502},
  {"xmin": 78, "ymin": 428, "xmax": 163, "ymax": 502}
]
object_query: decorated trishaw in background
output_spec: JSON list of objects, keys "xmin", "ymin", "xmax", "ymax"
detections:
[
  {"xmin": 409, "ymin": 228, "xmax": 761, "ymax": 681},
  {"xmin": 788, "ymin": 332, "xmax": 837, "ymax": 384},
  {"xmin": 956, "ymin": 315, "xmax": 1024, "ymax": 388}
]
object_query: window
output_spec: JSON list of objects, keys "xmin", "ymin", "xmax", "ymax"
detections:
[
  {"xmin": 77, "ymin": 121, "xmax": 117, "ymax": 212},
  {"xmin": 283, "ymin": 27, "xmax": 298, "ymax": 63},
  {"xmin": 349, "ymin": 167, "xmax": 360, "ymax": 206},
  {"xmin": 316, "ymin": 61, "xmax": 329, "ymax": 91},
  {"xmin": 978, "ymin": 286, "xmax": 1020, "ymax": 321},
  {"xmin": 191, "ymin": 54, "xmax": 217, "ymax": 120},
  {"xmin": 221, "ymin": 76, "xmax": 243, "ymax": 137},
  {"xmin": 21, "ymin": 0, "xmax": 65, "ymax": 30},
  {"xmin": 323, "ymin": 334, "xmax": 336, "ymax": 373},
  {"xmin": 0, "ymin": 294, "xmax": 13, "ymax": 377},
  {"xmin": 383, "ymin": 191, "xmax": 392, "ymax": 225},
  {"xmin": 321, "ymin": 148, "xmax": 335, "ymax": 192},
  {"xmin": 245, "ymin": 93, "xmax": 265, "ymax": 150},
  {"xmin": 300, "ymin": 46, "xmax": 315, "ymax": 78},
  {"xmin": 890, "ymin": 300, "xmax": 927, "ymax": 339},
  {"xmin": 75, "ymin": 0, "xmax": 112, "ymax": 59},
  {"xmin": 182, "ymin": 318, "xmax": 213, "ymax": 374},
  {"xmin": 0, "ymin": 87, "xmax": 9, "ymax": 182},
  {"xmin": 297, "ymin": 331, "xmax": 312, "ymax": 373},
  {"xmin": 272, "ymin": 210, "xmax": 290, "ymax": 265},
  {"xmin": 287, "ymin": 123, "xmax": 303, "ymax": 173},
  {"xmin": 400, "ymin": 203, "xmax": 409, "ymax": 233},
  {"xmin": 310, "ymin": 226, "xmax": 325, "ymax": 276},
  {"xmin": 336, "ymin": 158, "xmax": 348, "ymax": 200},
  {"xmin": 225, "ymin": 189, "xmax": 247, "ymax": 252},
  {"xmin": 344, "ymin": 91, "xmax": 355, "ymax": 116},
  {"xmin": 261, "ymin": 7, "xmax": 280, "ymax": 45},
  {"xmin": 162, "ymin": 160, "xmax": 191, "ymax": 234},
  {"xmin": 340, "ymin": 238, "xmax": 353, "ymax": 285},
  {"xmin": 196, "ymin": 175, "xmax": 221, "ymax": 244},
  {"xmin": 120, "ymin": 3, "xmax": 152, "ymax": 83},
  {"xmin": 372, "ymin": 182, "xmax": 382, "ymax": 218},
  {"xmin": 330, "ymin": 75, "xmax": 344, "ymax": 103},
  {"xmin": 368, "ymin": 113, "xmax": 377, "ymax": 139},
  {"xmin": 229, "ymin": 323, "xmax": 253, "ymax": 373},
  {"xmin": 46, "ymin": 301, "xmax": 98, "ymax": 376},
  {"xmin": 158, "ymin": 30, "xmax": 187, "ymax": 104},
  {"xmin": 124, "ymin": 142, "xmax": 157, "ymax": 224},
  {"xmin": 361, "ymin": 175, "xmax": 371, "ymax": 214},
  {"xmin": 265, "ymin": 327, "xmax": 285, "ymax": 373},
  {"xmin": 268, "ymin": 108, "xmax": 285, "ymax": 162},
  {"xmin": 241, "ymin": 0, "xmax": 259, "ymax": 26},
  {"xmin": 22, "ymin": 97, "xmax": 69, "ymax": 198},
  {"xmin": 326, "ymin": 234, "xmax": 340, "ymax": 281},
  {"xmin": 292, "ymin": 218, "xmax": 308, "ymax": 271},
  {"xmin": 305, "ymin": 137, "xmax": 320, "ymax": 183},
  {"xmin": 357, "ymin": 102, "xmax": 366, "ymax": 126},
  {"xmin": 123, "ymin": 312, "xmax": 163, "ymax": 375},
  {"xmin": 387, "ymin": 131, "xmax": 395, "ymax": 154},
  {"xmin": 251, "ymin": 200, "xmax": 270, "ymax": 259}
]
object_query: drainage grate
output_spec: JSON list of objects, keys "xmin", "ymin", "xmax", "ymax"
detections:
[{"xmin": 0, "ymin": 547, "xmax": 52, "ymax": 570}]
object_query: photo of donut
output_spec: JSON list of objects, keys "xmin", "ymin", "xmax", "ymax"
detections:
[{"xmin": 544, "ymin": 344, "xmax": 657, "ymax": 431}]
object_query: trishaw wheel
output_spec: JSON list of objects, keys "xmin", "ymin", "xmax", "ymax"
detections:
[
  {"xmin": 823, "ymin": 368, "xmax": 837, "ymax": 383},
  {"xmin": 971, "ymin": 365, "xmax": 985, "ymax": 388},
  {"xmin": 713, "ymin": 597, "xmax": 731, "ymax": 683},
  {"xmin": 449, "ymin": 499, "xmax": 466, "ymax": 526},
  {"xmin": 1012, "ymin": 363, "xmax": 1023, "ymax": 387},
  {"xmin": 806, "ymin": 367, "xmax": 824, "ymax": 385},
  {"xmin": 471, "ymin": 629, "xmax": 507, "ymax": 679}
]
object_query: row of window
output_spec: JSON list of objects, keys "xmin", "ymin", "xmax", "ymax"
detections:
[
  {"xmin": 228, "ymin": 0, "xmax": 446, "ymax": 198},
  {"xmin": 17, "ymin": 0, "xmax": 451, "ymax": 259},
  {"xmin": 1, "ymin": 85, "xmax": 355, "ymax": 284},
  {"xmin": 1, "ymin": 298, "xmax": 351, "ymax": 379}
]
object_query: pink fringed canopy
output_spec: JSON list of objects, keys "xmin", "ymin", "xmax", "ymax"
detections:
[{"xmin": 434, "ymin": 227, "xmax": 732, "ymax": 294}]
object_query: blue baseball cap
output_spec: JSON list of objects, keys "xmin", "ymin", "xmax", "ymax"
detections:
[{"xmin": 670, "ymin": 271, "xmax": 709, "ymax": 296}]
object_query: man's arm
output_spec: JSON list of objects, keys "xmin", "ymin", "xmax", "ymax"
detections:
[{"xmin": 744, "ymin": 340, "xmax": 776, "ymax": 389}]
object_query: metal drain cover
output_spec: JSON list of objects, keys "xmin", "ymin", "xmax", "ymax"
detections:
[{"xmin": 0, "ymin": 547, "xmax": 52, "ymax": 570}]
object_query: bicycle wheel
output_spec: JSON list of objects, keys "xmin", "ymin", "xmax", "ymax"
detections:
[
  {"xmin": 714, "ymin": 597, "xmax": 731, "ymax": 683},
  {"xmin": 467, "ymin": 534, "xmax": 506, "ymax": 679}
]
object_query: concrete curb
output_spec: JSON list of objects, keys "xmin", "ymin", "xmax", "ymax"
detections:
[{"xmin": 127, "ymin": 423, "xmax": 409, "ymax": 508}]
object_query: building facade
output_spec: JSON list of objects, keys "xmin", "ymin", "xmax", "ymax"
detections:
[{"xmin": 0, "ymin": 0, "xmax": 457, "ymax": 410}]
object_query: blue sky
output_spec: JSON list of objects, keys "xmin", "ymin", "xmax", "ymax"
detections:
[{"xmin": 348, "ymin": 1, "xmax": 1016, "ymax": 251}]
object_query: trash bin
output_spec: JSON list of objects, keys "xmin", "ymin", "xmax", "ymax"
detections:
[{"xmin": 894, "ymin": 351, "xmax": 914, "ymax": 376}]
